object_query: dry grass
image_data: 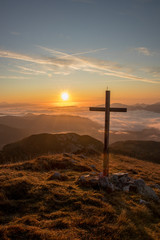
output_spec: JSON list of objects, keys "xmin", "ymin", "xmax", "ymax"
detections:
[{"xmin": 0, "ymin": 153, "xmax": 160, "ymax": 240}]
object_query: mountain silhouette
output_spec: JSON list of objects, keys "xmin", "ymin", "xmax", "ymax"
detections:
[
  {"xmin": 0, "ymin": 133, "xmax": 103, "ymax": 163},
  {"xmin": 110, "ymin": 140, "xmax": 160, "ymax": 163},
  {"xmin": 0, "ymin": 124, "xmax": 28, "ymax": 149}
]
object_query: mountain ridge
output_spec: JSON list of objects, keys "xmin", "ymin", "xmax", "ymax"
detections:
[
  {"xmin": 110, "ymin": 140, "xmax": 160, "ymax": 163},
  {"xmin": 0, "ymin": 133, "xmax": 103, "ymax": 163}
]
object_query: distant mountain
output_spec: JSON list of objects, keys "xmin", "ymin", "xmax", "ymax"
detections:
[
  {"xmin": 145, "ymin": 102, "xmax": 160, "ymax": 113},
  {"xmin": 0, "ymin": 124, "xmax": 29, "ymax": 149},
  {"xmin": 111, "ymin": 103, "xmax": 128, "ymax": 108},
  {"xmin": 0, "ymin": 133, "xmax": 103, "ymax": 163},
  {"xmin": 110, "ymin": 140, "xmax": 160, "ymax": 163},
  {"xmin": 111, "ymin": 102, "xmax": 160, "ymax": 113},
  {"xmin": 0, "ymin": 114, "xmax": 160, "ymax": 151},
  {"xmin": 0, "ymin": 114, "xmax": 102, "ymax": 140},
  {"xmin": 110, "ymin": 128, "xmax": 160, "ymax": 143}
]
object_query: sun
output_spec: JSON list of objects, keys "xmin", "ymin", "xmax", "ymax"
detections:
[{"xmin": 61, "ymin": 92, "xmax": 69, "ymax": 101}]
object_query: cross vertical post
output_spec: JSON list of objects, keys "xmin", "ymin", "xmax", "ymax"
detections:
[
  {"xmin": 89, "ymin": 90, "xmax": 127, "ymax": 177},
  {"xmin": 103, "ymin": 90, "xmax": 110, "ymax": 176}
]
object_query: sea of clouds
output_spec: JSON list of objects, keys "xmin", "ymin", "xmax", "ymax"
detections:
[{"xmin": 0, "ymin": 104, "xmax": 160, "ymax": 132}]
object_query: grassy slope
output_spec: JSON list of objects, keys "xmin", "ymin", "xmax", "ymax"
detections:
[
  {"xmin": 0, "ymin": 133, "xmax": 103, "ymax": 163},
  {"xmin": 0, "ymin": 153, "xmax": 160, "ymax": 240},
  {"xmin": 110, "ymin": 140, "xmax": 160, "ymax": 164}
]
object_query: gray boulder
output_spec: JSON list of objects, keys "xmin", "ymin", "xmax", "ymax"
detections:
[
  {"xmin": 78, "ymin": 175, "xmax": 99, "ymax": 188},
  {"xmin": 134, "ymin": 179, "xmax": 159, "ymax": 202},
  {"xmin": 99, "ymin": 176, "xmax": 115, "ymax": 192},
  {"xmin": 139, "ymin": 199, "xmax": 149, "ymax": 205}
]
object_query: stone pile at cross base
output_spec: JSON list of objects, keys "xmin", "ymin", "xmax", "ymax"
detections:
[{"xmin": 77, "ymin": 173, "xmax": 160, "ymax": 202}]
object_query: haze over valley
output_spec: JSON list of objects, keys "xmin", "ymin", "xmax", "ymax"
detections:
[{"xmin": 0, "ymin": 102, "xmax": 160, "ymax": 149}]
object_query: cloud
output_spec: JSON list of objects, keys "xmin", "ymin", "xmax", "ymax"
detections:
[
  {"xmin": 0, "ymin": 102, "xmax": 36, "ymax": 108},
  {"xmin": 142, "ymin": 67, "xmax": 160, "ymax": 78},
  {"xmin": 0, "ymin": 75, "xmax": 30, "ymax": 79},
  {"xmin": 135, "ymin": 47, "xmax": 153, "ymax": 56},
  {"xmin": 10, "ymin": 31, "xmax": 20, "ymax": 36},
  {"xmin": 0, "ymin": 50, "xmax": 51, "ymax": 65},
  {"xmin": 60, "ymin": 48, "xmax": 108, "ymax": 57},
  {"xmin": 16, "ymin": 66, "xmax": 47, "ymax": 75},
  {"xmin": 37, "ymin": 46, "xmax": 108, "ymax": 59},
  {"xmin": 0, "ymin": 47, "xmax": 159, "ymax": 84},
  {"xmin": 72, "ymin": 0, "xmax": 94, "ymax": 3}
]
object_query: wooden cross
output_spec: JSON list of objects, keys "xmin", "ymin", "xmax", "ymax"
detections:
[{"xmin": 89, "ymin": 90, "xmax": 127, "ymax": 176}]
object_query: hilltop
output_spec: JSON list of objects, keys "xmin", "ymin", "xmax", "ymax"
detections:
[
  {"xmin": 0, "ymin": 133, "xmax": 103, "ymax": 163},
  {"xmin": 110, "ymin": 140, "xmax": 160, "ymax": 164},
  {"xmin": 0, "ymin": 152, "xmax": 160, "ymax": 240},
  {"xmin": 1, "ymin": 133, "xmax": 160, "ymax": 165}
]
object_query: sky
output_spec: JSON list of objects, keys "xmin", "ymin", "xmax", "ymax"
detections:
[{"xmin": 0, "ymin": 0, "xmax": 160, "ymax": 106}]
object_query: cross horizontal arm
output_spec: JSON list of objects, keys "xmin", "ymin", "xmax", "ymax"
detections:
[
  {"xmin": 110, "ymin": 107, "xmax": 127, "ymax": 112},
  {"xmin": 89, "ymin": 107, "xmax": 127, "ymax": 112},
  {"xmin": 89, "ymin": 107, "xmax": 105, "ymax": 111}
]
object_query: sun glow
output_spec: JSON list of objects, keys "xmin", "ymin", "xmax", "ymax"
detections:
[{"xmin": 61, "ymin": 92, "xmax": 69, "ymax": 101}]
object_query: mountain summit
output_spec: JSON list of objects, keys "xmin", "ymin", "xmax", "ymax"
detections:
[{"xmin": 0, "ymin": 133, "xmax": 103, "ymax": 163}]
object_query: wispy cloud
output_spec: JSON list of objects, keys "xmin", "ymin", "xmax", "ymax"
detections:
[
  {"xmin": 10, "ymin": 31, "xmax": 20, "ymax": 36},
  {"xmin": 142, "ymin": 66, "xmax": 160, "ymax": 78},
  {"xmin": 135, "ymin": 47, "xmax": 153, "ymax": 56},
  {"xmin": 0, "ymin": 50, "xmax": 51, "ymax": 65},
  {"xmin": 72, "ymin": 0, "xmax": 94, "ymax": 3},
  {"xmin": 16, "ymin": 66, "xmax": 47, "ymax": 75},
  {"xmin": 0, "ymin": 75, "xmax": 30, "ymax": 79},
  {"xmin": 0, "ymin": 47, "xmax": 159, "ymax": 84}
]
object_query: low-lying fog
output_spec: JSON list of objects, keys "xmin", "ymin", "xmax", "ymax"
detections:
[{"xmin": 0, "ymin": 103, "xmax": 160, "ymax": 132}]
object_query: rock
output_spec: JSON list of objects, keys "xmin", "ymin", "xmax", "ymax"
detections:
[
  {"xmin": 47, "ymin": 172, "xmax": 64, "ymax": 181},
  {"xmin": 79, "ymin": 175, "xmax": 87, "ymax": 182},
  {"xmin": 134, "ymin": 179, "xmax": 145, "ymax": 189},
  {"xmin": 134, "ymin": 179, "xmax": 159, "ymax": 202},
  {"xmin": 119, "ymin": 175, "xmax": 131, "ymax": 185},
  {"xmin": 110, "ymin": 173, "xmax": 129, "ymax": 183},
  {"xmin": 109, "ymin": 174, "xmax": 118, "ymax": 183},
  {"xmin": 143, "ymin": 185, "xmax": 159, "ymax": 202},
  {"xmin": 89, "ymin": 176, "xmax": 99, "ymax": 188},
  {"xmin": 52, "ymin": 172, "xmax": 61, "ymax": 179},
  {"xmin": 78, "ymin": 175, "xmax": 99, "ymax": 188},
  {"xmin": 99, "ymin": 176, "xmax": 109, "ymax": 188},
  {"xmin": 113, "ymin": 173, "xmax": 129, "ymax": 178},
  {"xmin": 129, "ymin": 184, "xmax": 138, "ymax": 192},
  {"xmin": 78, "ymin": 172, "xmax": 159, "ymax": 200},
  {"xmin": 109, "ymin": 173, "xmax": 132, "ymax": 190},
  {"xmin": 153, "ymin": 184, "xmax": 160, "ymax": 190},
  {"xmin": 115, "ymin": 186, "xmax": 121, "ymax": 191},
  {"xmin": 99, "ymin": 176, "xmax": 115, "ymax": 192},
  {"xmin": 123, "ymin": 186, "xmax": 130, "ymax": 192},
  {"xmin": 139, "ymin": 199, "xmax": 149, "ymax": 205},
  {"xmin": 90, "ymin": 165, "xmax": 96, "ymax": 169}
]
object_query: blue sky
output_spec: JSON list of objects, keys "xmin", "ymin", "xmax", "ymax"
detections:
[{"xmin": 0, "ymin": 0, "xmax": 160, "ymax": 104}]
